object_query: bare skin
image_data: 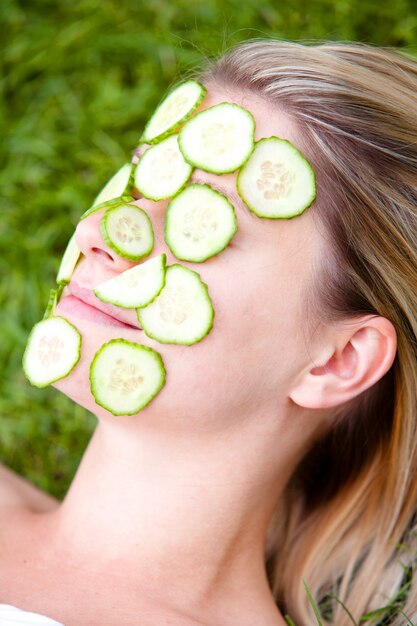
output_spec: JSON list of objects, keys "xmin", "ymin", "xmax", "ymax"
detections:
[{"xmin": 0, "ymin": 85, "xmax": 397, "ymax": 625}]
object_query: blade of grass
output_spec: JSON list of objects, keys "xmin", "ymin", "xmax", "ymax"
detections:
[{"xmin": 302, "ymin": 579, "xmax": 323, "ymax": 626}]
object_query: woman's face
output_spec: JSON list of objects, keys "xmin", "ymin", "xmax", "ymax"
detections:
[{"xmin": 53, "ymin": 85, "xmax": 325, "ymax": 433}]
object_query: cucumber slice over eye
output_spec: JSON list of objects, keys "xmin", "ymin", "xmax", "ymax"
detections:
[
  {"xmin": 23, "ymin": 316, "xmax": 81, "ymax": 388},
  {"xmin": 100, "ymin": 203, "xmax": 154, "ymax": 262},
  {"xmin": 56, "ymin": 232, "xmax": 82, "ymax": 286},
  {"xmin": 136, "ymin": 264, "xmax": 214, "ymax": 345},
  {"xmin": 134, "ymin": 134, "xmax": 193, "ymax": 201},
  {"xmin": 140, "ymin": 80, "xmax": 207, "ymax": 146},
  {"xmin": 94, "ymin": 253, "xmax": 167, "ymax": 309},
  {"xmin": 89, "ymin": 339, "xmax": 166, "ymax": 416},
  {"xmin": 80, "ymin": 162, "xmax": 136, "ymax": 220},
  {"xmin": 178, "ymin": 102, "xmax": 255, "ymax": 174},
  {"xmin": 236, "ymin": 137, "xmax": 317, "ymax": 219},
  {"xmin": 164, "ymin": 184, "xmax": 237, "ymax": 262}
]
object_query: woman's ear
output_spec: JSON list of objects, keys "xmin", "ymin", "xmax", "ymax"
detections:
[{"xmin": 289, "ymin": 315, "xmax": 397, "ymax": 409}]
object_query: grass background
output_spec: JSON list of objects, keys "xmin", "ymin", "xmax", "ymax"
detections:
[{"xmin": 0, "ymin": 3, "xmax": 416, "ymax": 620}]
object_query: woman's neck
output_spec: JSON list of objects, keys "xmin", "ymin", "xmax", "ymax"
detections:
[{"xmin": 44, "ymin": 408, "xmax": 304, "ymax": 625}]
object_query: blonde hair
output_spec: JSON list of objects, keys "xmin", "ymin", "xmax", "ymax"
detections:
[{"xmin": 196, "ymin": 40, "xmax": 417, "ymax": 624}]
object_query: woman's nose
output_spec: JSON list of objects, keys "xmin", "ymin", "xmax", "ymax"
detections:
[{"xmin": 75, "ymin": 210, "xmax": 137, "ymax": 273}]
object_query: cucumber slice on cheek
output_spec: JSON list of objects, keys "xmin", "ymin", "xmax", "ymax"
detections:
[
  {"xmin": 100, "ymin": 204, "xmax": 154, "ymax": 262},
  {"xmin": 89, "ymin": 339, "xmax": 166, "ymax": 416},
  {"xmin": 137, "ymin": 264, "xmax": 214, "ymax": 346},
  {"xmin": 23, "ymin": 317, "xmax": 81, "ymax": 388},
  {"xmin": 94, "ymin": 253, "xmax": 167, "ymax": 309}
]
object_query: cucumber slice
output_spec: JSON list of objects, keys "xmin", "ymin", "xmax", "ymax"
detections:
[
  {"xmin": 94, "ymin": 253, "xmax": 167, "ymax": 309},
  {"xmin": 43, "ymin": 284, "xmax": 65, "ymax": 320},
  {"xmin": 136, "ymin": 264, "xmax": 214, "ymax": 345},
  {"xmin": 164, "ymin": 184, "xmax": 237, "ymax": 262},
  {"xmin": 178, "ymin": 102, "xmax": 255, "ymax": 174},
  {"xmin": 23, "ymin": 316, "xmax": 81, "ymax": 388},
  {"xmin": 43, "ymin": 289, "xmax": 58, "ymax": 320},
  {"xmin": 80, "ymin": 162, "xmax": 136, "ymax": 220},
  {"xmin": 100, "ymin": 203, "xmax": 154, "ymax": 262},
  {"xmin": 134, "ymin": 134, "xmax": 193, "ymax": 201},
  {"xmin": 236, "ymin": 137, "xmax": 317, "ymax": 219},
  {"xmin": 93, "ymin": 162, "xmax": 134, "ymax": 207},
  {"xmin": 140, "ymin": 80, "xmax": 207, "ymax": 145},
  {"xmin": 89, "ymin": 339, "xmax": 166, "ymax": 416},
  {"xmin": 80, "ymin": 194, "xmax": 135, "ymax": 221},
  {"xmin": 56, "ymin": 232, "xmax": 81, "ymax": 285}
]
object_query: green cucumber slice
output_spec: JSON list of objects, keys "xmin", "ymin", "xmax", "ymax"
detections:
[
  {"xmin": 94, "ymin": 253, "xmax": 167, "ymax": 309},
  {"xmin": 89, "ymin": 339, "xmax": 166, "ymax": 416},
  {"xmin": 56, "ymin": 232, "xmax": 81, "ymax": 285},
  {"xmin": 100, "ymin": 203, "xmax": 154, "ymax": 262},
  {"xmin": 178, "ymin": 102, "xmax": 255, "ymax": 174},
  {"xmin": 236, "ymin": 137, "xmax": 317, "ymax": 219},
  {"xmin": 80, "ymin": 161, "xmax": 136, "ymax": 220},
  {"xmin": 93, "ymin": 162, "xmax": 134, "ymax": 206},
  {"xmin": 164, "ymin": 184, "xmax": 237, "ymax": 262},
  {"xmin": 79, "ymin": 194, "xmax": 135, "ymax": 221},
  {"xmin": 140, "ymin": 80, "xmax": 207, "ymax": 145},
  {"xmin": 43, "ymin": 289, "xmax": 58, "ymax": 320},
  {"xmin": 134, "ymin": 134, "xmax": 192, "ymax": 201},
  {"xmin": 43, "ymin": 284, "xmax": 65, "ymax": 320},
  {"xmin": 23, "ymin": 316, "xmax": 81, "ymax": 388},
  {"xmin": 136, "ymin": 264, "xmax": 214, "ymax": 345}
]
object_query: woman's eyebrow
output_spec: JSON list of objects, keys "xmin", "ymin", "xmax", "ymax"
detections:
[{"xmin": 192, "ymin": 177, "xmax": 256, "ymax": 219}]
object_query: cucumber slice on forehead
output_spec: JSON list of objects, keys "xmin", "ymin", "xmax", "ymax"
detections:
[
  {"xmin": 137, "ymin": 264, "xmax": 214, "ymax": 345},
  {"xmin": 89, "ymin": 339, "xmax": 166, "ymax": 416},
  {"xmin": 164, "ymin": 184, "xmax": 237, "ymax": 262},
  {"xmin": 140, "ymin": 80, "xmax": 207, "ymax": 145},
  {"xmin": 56, "ymin": 232, "xmax": 81, "ymax": 285},
  {"xmin": 178, "ymin": 102, "xmax": 255, "ymax": 174},
  {"xmin": 94, "ymin": 253, "xmax": 167, "ymax": 309},
  {"xmin": 134, "ymin": 134, "xmax": 193, "ymax": 201},
  {"xmin": 237, "ymin": 137, "xmax": 316, "ymax": 219},
  {"xmin": 23, "ymin": 316, "xmax": 81, "ymax": 388},
  {"xmin": 100, "ymin": 203, "xmax": 154, "ymax": 261}
]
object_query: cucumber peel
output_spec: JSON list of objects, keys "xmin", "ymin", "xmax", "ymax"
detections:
[
  {"xmin": 94, "ymin": 253, "xmax": 167, "ymax": 309},
  {"xmin": 80, "ymin": 162, "xmax": 136, "ymax": 221},
  {"xmin": 89, "ymin": 339, "xmax": 166, "ymax": 416},
  {"xmin": 137, "ymin": 264, "xmax": 214, "ymax": 345},
  {"xmin": 23, "ymin": 316, "xmax": 82, "ymax": 388}
]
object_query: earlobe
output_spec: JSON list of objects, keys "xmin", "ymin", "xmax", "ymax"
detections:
[{"xmin": 289, "ymin": 316, "xmax": 397, "ymax": 410}]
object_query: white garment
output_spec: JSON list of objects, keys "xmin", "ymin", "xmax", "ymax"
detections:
[{"xmin": 0, "ymin": 605, "xmax": 63, "ymax": 626}]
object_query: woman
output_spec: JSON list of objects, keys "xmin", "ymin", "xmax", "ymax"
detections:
[{"xmin": 0, "ymin": 39, "xmax": 416, "ymax": 626}]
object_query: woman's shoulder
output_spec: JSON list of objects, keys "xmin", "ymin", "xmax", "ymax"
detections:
[{"xmin": 0, "ymin": 463, "xmax": 60, "ymax": 513}]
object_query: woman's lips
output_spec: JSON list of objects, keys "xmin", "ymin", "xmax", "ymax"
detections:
[
  {"xmin": 56, "ymin": 294, "xmax": 141, "ymax": 330},
  {"xmin": 66, "ymin": 282, "xmax": 142, "ymax": 330}
]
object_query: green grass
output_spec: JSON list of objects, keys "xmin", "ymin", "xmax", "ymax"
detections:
[{"xmin": 1, "ymin": 0, "xmax": 416, "ymax": 621}]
